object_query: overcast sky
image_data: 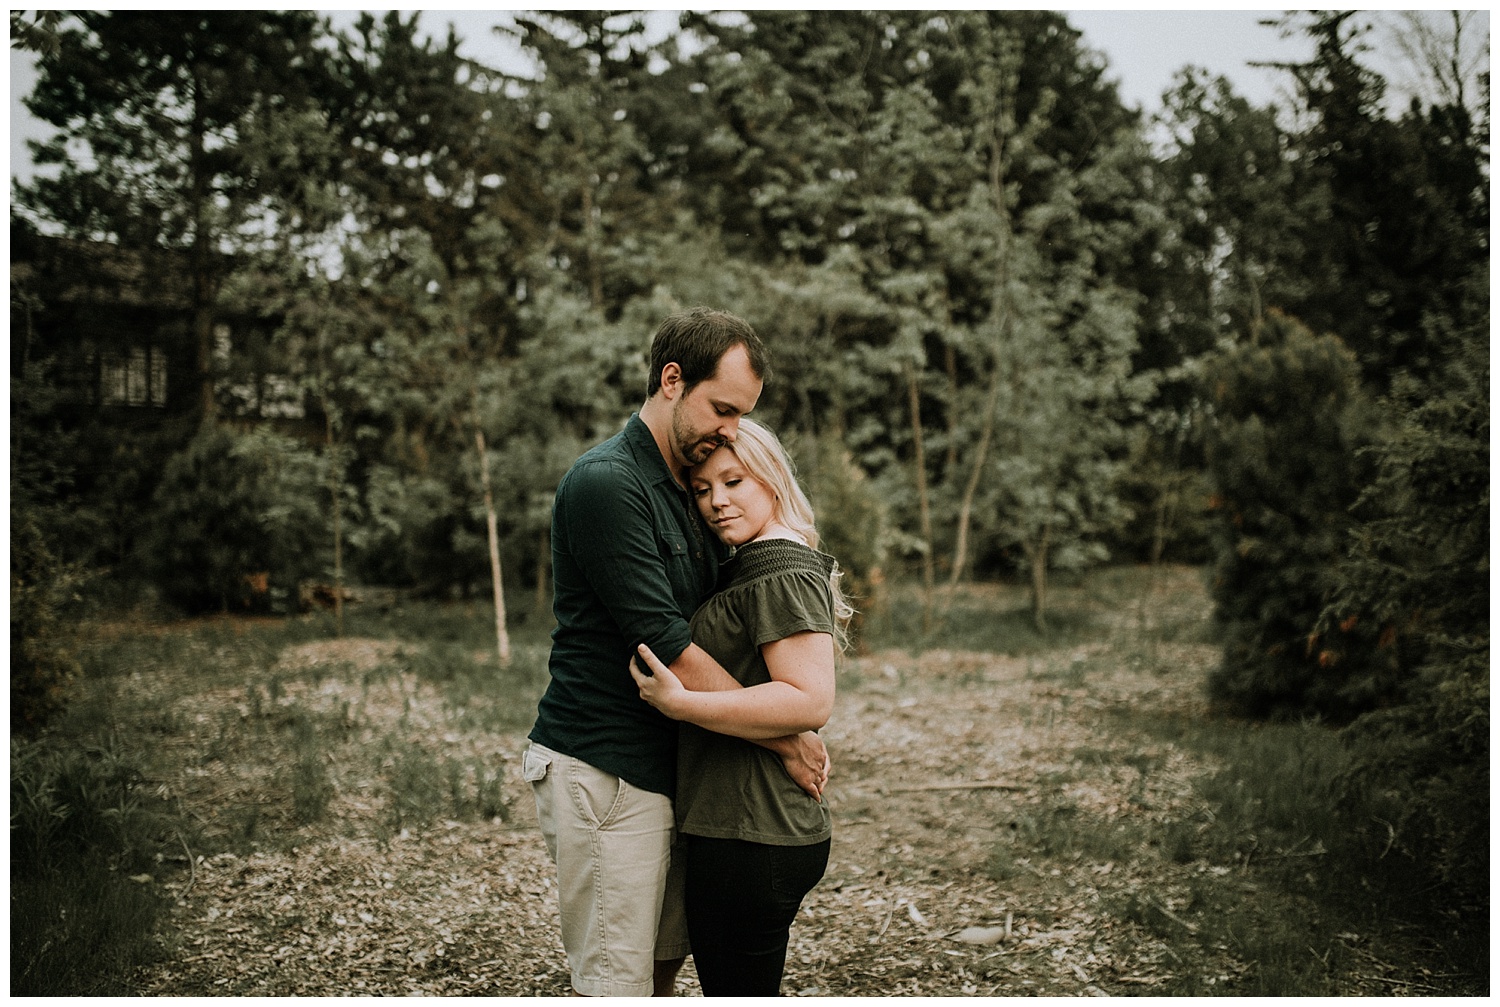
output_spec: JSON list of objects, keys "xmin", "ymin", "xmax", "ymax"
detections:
[{"xmin": 7, "ymin": 10, "xmax": 1483, "ymax": 184}]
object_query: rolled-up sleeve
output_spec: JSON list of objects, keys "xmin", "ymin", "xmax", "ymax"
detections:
[{"xmin": 556, "ymin": 459, "xmax": 695, "ymax": 668}]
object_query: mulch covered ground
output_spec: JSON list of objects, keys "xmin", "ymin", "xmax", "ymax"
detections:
[{"xmin": 129, "ymin": 571, "xmax": 1457, "ymax": 996}]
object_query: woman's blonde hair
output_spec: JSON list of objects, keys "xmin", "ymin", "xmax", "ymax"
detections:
[{"xmin": 717, "ymin": 418, "xmax": 856, "ymax": 646}]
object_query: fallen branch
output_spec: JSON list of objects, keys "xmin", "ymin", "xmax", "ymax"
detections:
[
  {"xmin": 177, "ymin": 830, "xmax": 197, "ymax": 895},
  {"xmin": 1362, "ymin": 974, "xmax": 1444, "ymax": 994},
  {"xmin": 1146, "ymin": 898, "xmax": 1198, "ymax": 935},
  {"xmin": 885, "ymin": 781, "xmax": 1024, "ymax": 793}
]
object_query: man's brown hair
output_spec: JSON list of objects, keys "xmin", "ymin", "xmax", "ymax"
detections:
[{"xmin": 647, "ymin": 307, "xmax": 768, "ymax": 397}]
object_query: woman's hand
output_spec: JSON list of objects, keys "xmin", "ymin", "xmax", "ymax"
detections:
[{"xmin": 631, "ymin": 642, "xmax": 688, "ymax": 718}]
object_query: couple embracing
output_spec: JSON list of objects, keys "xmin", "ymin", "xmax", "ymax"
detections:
[{"xmin": 524, "ymin": 307, "xmax": 851, "ymax": 996}]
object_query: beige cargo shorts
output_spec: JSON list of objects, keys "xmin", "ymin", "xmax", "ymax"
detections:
[{"xmin": 523, "ymin": 741, "xmax": 688, "ymax": 996}]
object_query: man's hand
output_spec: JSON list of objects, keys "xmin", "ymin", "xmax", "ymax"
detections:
[{"xmin": 761, "ymin": 730, "xmax": 830, "ymax": 800}]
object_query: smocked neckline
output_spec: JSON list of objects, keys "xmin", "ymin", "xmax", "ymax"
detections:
[{"xmin": 724, "ymin": 537, "xmax": 833, "ymax": 587}]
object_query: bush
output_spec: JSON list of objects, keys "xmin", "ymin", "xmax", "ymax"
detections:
[
  {"xmin": 1201, "ymin": 312, "xmax": 1387, "ymax": 718},
  {"xmin": 10, "ymin": 509, "xmax": 84, "ymax": 733},
  {"xmin": 10, "ymin": 740, "xmax": 177, "ymax": 995},
  {"xmin": 800, "ymin": 430, "xmax": 889, "ymax": 644},
  {"xmin": 141, "ymin": 424, "xmax": 328, "ymax": 613},
  {"xmin": 1324, "ymin": 293, "xmax": 1489, "ymax": 910}
]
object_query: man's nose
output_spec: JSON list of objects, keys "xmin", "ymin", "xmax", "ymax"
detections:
[{"xmin": 719, "ymin": 416, "xmax": 741, "ymax": 442}]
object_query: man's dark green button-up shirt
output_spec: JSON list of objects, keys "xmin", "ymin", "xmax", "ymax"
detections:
[{"xmin": 529, "ymin": 413, "xmax": 726, "ymax": 797}]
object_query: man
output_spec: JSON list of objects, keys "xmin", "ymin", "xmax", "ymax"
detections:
[{"xmin": 523, "ymin": 307, "xmax": 830, "ymax": 997}]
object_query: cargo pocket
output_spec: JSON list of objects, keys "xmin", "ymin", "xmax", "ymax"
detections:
[{"xmin": 522, "ymin": 744, "xmax": 552, "ymax": 784}]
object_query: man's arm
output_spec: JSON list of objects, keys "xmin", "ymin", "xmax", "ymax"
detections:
[{"xmin": 561, "ymin": 459, "xmax": 696, "ymax": 667}]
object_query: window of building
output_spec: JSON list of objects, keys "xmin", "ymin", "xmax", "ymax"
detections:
[{"xmin": 100, "ymin": 344, "xmax": 167, "ymax": 407}]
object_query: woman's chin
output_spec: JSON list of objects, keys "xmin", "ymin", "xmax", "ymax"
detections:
[{"xmin": 711, "ymin": 522, "xmax": 761, "ymax": 548}]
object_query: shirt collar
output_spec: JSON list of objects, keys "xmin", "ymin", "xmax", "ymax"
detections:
[{"xmin": 624, "ymin": 413, "xmax": 688, "ymax": 490}]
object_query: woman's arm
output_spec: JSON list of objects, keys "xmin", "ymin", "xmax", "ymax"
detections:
[
  {"xmin": 631, "ymin": 633, "xmax": 836, "ymax": 740},
  {"xmin": 654, "ymin": 642, "xmax": 831, "ymax": 798}
]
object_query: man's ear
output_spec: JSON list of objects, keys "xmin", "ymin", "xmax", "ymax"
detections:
[{"xmin": 659, "ymin": 361, "xmax": 683, "ymax": 400}]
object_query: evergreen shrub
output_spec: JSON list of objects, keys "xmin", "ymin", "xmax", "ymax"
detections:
[
  {"xmin": 10, "ymin": 510, "xmax": 84, "ymax": 733},
  {"xmin": 1326, "ymin": 302, "xmax": 1489, "ymax": 912},
  {"xmin": 141, "ymin": 424, "xmax": 327, "ymax": 613},
  {"xmin": 1201, "ymin": 312, "xmax": 1387, "ymax": 717},
  {"xmin": 802, "ymin": 431, "xmax": 889, "ymax": 645}
]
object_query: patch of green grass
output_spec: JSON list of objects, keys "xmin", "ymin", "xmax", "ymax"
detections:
[
  {"xmin": 290, "ymin": 708, "xmax": 336, "ymax": 824},
  {"xmin": 988, "ymin": 801, "xmax": 1150, "ymax": 881},
  {"xmin": 18, "ymin": 597, "xmax": 556, "ymax": 994},
  {"xmin": 11, "ymin": 860, "xmax": 168, "ymax": 995},
  {"xmin": 395, "ymin": 639, "xmax": 553, "ymax": 733},
  {"xmin": 448, "ymin": 754, "xmax": 513, "ymax": 823},
  {"xmin": 1096, "ymin": 708, "xmax": 1489, "ymax": 993},
  {"xmin": 10, "ymin": 740, "xmax": 178, "ymax": 995},
  {"xmin": 864, "ymin": 583, "xmax": 1100, "ymax": 655},
  {"xmin": 382, "ymin": 738, "xmax": 447, "ymax": 831},
  {"xmin": 377, "ymin": 738, "xmax": 515, "ymax": 834}
]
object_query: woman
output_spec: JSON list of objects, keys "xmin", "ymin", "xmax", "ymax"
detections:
[{"xmin": 631, "ymin": 418, "xmax": 852, "ymax": 996}]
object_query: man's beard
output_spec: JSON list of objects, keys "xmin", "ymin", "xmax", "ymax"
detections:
[{"xmin": 671, "ymin": 403, "xmax": 722, "ymax": 466}]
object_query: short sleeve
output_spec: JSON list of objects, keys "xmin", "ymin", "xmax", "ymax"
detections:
[{"xmin": 745, "ymin": 567, "xmax": 837, "ymax": 648}]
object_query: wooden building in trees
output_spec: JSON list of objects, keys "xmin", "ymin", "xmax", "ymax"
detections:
[{"xmin": 10, "ymin": 223, "xmax": 305, "ymax": 429}]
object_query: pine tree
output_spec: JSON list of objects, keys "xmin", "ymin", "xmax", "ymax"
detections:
[
  {"xmin": 1202, "ymin": 312, "xmax": 1386, "ymax": 716},
  {"xmin": 19, "ymin": 11, "xmax": 329, "ymax": 424},
  {"xmin": 1322, "ymin": 266, "xmax": 1488, "ymax": 897}
]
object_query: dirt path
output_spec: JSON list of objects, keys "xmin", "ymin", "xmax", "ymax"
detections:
[{"xmin": 130, "ymin": 572, "xmax": 1459, "ymax": 996}]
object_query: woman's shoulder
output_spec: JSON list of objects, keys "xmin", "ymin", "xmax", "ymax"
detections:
[{"xmin": 726, "ymin": 537, "xmax": 835, "ymax": 586}]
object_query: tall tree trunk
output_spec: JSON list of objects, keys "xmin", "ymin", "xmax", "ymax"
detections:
[
  {"xmin": 534, "ymin": 526, "xmax": 550, "ymax": 620},
  {"xmin": 948, "ymin": 366, "xmax": 1003, "ymax": 587},
  {"xmin": 194, "ymin": 303, "xmax": 216, "ymax": 423},
  {"xmin": 472, "ymin": 403, "xmax": 511, "ymax": 665},
  {"xmin": 950, "ymin": 50, "xmax": 1017, "ymax": 587},
  {"xmin": 326, "ymin": 408, "xmax": 345, "ymax": 638},
  {"xmin": 1028, "ymin": 522, "xmax": 1051, "ymax": 633},
  {"xmin": 943, "ymin": 339, "xmax": 961, "ymax": 475},
  {"xmin": 189, "ymin": 65, "xmax": 217, "ymax": 425},
  {"xmin": 317, "ymin": 327, "xmax": 345, "ymax": 636},
  {"xmin": 905, "ymin": 360, "xmax": 935, "ymax": 629}
]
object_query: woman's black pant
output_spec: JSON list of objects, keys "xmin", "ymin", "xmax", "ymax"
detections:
[{"xmin": 684, "ymin": 833, "xmax": 831, "ymax": 996}]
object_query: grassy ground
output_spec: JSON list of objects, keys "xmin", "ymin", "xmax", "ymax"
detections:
[{"xmin": 10, "ymin": 566, "xmax": 1487, "ymax": 995}]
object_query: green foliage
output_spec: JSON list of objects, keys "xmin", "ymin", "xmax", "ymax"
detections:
[
  {"xmin": 8, "ymin": 19, "xmax": 1491, "ymax": 953},
  {"xmin": 10, "ymin": 739, "xmax": 175, "ymax": 995},
  {"xmin": 142, "ymin": 425, "xmax": 328, "ymax": 613},
  {"xmin": 10, "ymin": 510, "xmax": 86, "ymax": 733},
  {"xmin": 377, "ymin": 740, "xmax": 515, "ymax": 833},
  {"xmin": 290, "ymin": 709, "xmax": 335, "ymax": 824},
  {"xmin": 1322, "ymin": 276, "xmax": 1489, "ymax": 906},
  {"xmin": 800, "ymin": 430, "xmax": 889, "ymax": 640},
  {"xmin": 347, "ymin": 465, "xmax": 470, "ymax": 590},
  {"xmin": 1102, "ymin": 707, "xmax": 1486, "ymax": 994},
  {"xmin": 1202, "ymin": 313, "xmax": 1386, "ymax": 717},
  {"xmin": 1112, "ymin": 425, "xmax": 1216, "ymax": 564},
  {"xmin": 1269, "ymin": 13, "xmax": 1490, "ymax": 387}
]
